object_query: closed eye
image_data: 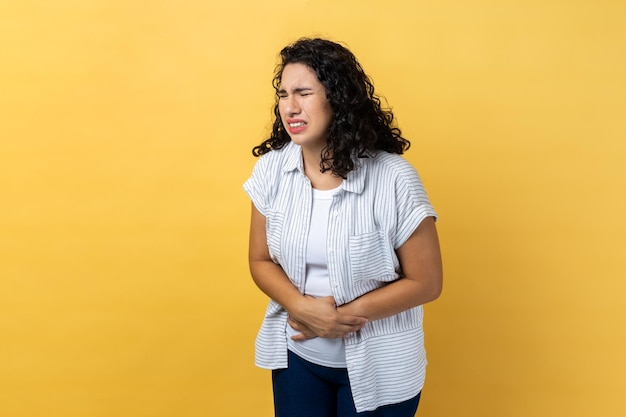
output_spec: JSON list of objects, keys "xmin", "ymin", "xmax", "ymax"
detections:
[{"xmin": 277, "ymin": 88, "xmax": 314, "ymax": 99}]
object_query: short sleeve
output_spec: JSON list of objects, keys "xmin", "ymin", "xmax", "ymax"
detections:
[
  {"xmin": 393, "ymin": 165, "xmax": 437, "ymax": 249},
  {"xmin": 243, "ymin": 156, "xmax": 270, "ymax": 216}
]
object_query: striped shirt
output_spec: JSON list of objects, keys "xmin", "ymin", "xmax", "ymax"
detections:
[{"xmin": 243, "ymin": 141, "xmax": 437, "ymax": 412}]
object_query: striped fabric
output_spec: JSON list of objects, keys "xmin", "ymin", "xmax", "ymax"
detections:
[{"xmin": 243, "ymin": 141, "xmax": 437, "ymax": 412}]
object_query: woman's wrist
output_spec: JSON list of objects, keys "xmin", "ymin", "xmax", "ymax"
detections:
[{"xmin": 337, "ymin": 297, "xmax": 366, "ymax": 319}]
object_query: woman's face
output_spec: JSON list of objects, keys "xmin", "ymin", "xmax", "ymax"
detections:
[{"xmin": 278, "ymin": 63, "xmax": 333, "ymax": 152}]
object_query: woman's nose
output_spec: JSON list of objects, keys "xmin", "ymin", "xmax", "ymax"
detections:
[{"xmin": 285, "ymin": 95, "xmax": 301, "ymax": 115}]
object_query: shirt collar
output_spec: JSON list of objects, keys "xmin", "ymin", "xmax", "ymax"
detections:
[
  {"xmin": 343, "ymin": 159, "xmax": 366, "ymax": 194},
  {"xmin": 281, "ymin": 141, "xmax": 367, "ymax": 194},
  {"xmin": 281, "ymin": 141, "xmax": 304, "ymax": 173}
]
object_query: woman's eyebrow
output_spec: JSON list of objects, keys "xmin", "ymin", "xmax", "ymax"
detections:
[{"xmin": 278, "ymin": 87, "xmax": 314, "ymax": 94}]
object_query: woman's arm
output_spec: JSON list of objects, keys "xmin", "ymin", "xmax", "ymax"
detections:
[
  {"xmin": 338, "ymin": 216, "xmax": 443, "ymax": 321},
  {"xmin": 248, "ymin": 203, "xmax": 367, "ymax": 338},
  {"xmin": 288, "ymin": 216, "xmax": 442, "ymax": 341}
]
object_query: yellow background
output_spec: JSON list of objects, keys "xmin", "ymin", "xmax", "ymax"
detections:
[{"xmin": 1, "ymin": 1, "xmax": 624, "ymax": 416}]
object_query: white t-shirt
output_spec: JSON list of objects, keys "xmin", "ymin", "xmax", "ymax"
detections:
[{"xmin": 286, "ymin": 185, "xmax": 346, "ymax": 367}]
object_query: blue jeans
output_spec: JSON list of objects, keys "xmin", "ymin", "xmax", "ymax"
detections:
[{"xmin": 272, "ymin": 350, "xmax": 421, "ymax": 417}]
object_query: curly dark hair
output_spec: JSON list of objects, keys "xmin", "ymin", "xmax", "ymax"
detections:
[{"xmin": 252, "ymin": 37, "xmax": 410, "ymax": 178}]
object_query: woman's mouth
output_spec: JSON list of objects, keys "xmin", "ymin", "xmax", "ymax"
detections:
[{"xmin": 287, "ymin": 120, "xmax": 307, "ymax": 134}]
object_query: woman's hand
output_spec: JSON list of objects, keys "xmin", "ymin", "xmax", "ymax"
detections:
[
  {"xmin": 288, "ymin": 296, "xmax": 367, "ymax": 341},
  {"xmin": 287, "ymin": 317, "xmax": 317, "ymax": 340}
]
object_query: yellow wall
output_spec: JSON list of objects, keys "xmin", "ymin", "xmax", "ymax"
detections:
[{"xmin": 1, "ymin": 1, "xmax": 624, "ymax": 416}]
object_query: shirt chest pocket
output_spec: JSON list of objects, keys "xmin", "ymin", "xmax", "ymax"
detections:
[
  {"xmin": 265, "ymin": 210, "xmax": 285, "ymax": 264},
  {"xmin": 348, "ymin": 229, "xmax": 398, "ymax": 283}
]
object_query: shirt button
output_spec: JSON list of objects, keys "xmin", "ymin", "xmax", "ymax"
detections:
[
  {"xmin": 333, "ymin": 210, "xmax": 339, "ymax": 217},
  {"xmin": 328, "ymin": 247, "xmax": 334, "ymax": 253}
]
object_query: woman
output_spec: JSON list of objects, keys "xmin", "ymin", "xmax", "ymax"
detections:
[{"xmin": 244, "ymin": 37, "xmax": 443, "ymax": 417}]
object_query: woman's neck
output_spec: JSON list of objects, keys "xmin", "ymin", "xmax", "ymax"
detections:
[{"xmin": 301, "ymin": 148, "xmax": 343, "ymax": 190}]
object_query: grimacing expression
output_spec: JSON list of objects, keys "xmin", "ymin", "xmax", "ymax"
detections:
[{"xmin": 278, "ymin": 63, "xmax": 333, "ymax": 152}]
